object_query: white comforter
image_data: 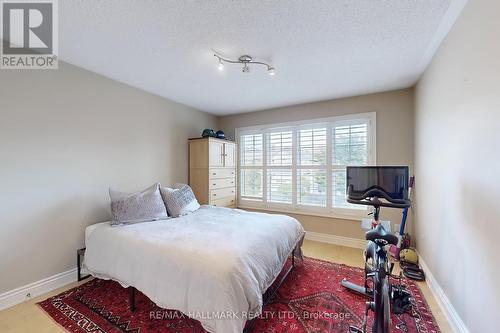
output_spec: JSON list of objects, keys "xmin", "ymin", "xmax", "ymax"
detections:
[{"xmin": 84, "ymin": 206, "xmax": 305, "ymax": 333}]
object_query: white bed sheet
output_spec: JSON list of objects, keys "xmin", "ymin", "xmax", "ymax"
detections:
[{"xmin": 84, "ymin": 206, "xmax": 305, "ymax": 333}]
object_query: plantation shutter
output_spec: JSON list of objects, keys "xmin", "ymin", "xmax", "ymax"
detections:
[
  {"xmin": 241, "ymin": 134, "xmax": 263, "ymax": 166},
  {"xmin": 267, "ymin": 131, "xmax": 293, "ymax": 166},
  {"xmin": 297, "ymin": 127, "xmax": 327, "ymax": 206},
  {"xmin": 237, "ymin": 112, "xmax": 374, "ymax": 217},
  {"xmin": 332, "ymin": 121, "xmax": 369, "ymax": 208},
  {"xmin": 240, "ymin": 134, "xmax": 263, "ymax": 199},
  {"xmin": 266, "ymin": 130, "xmax": 293, "ymax": 203}
]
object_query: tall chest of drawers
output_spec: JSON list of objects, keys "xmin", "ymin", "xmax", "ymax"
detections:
[{"xmin": 188, "ymin": 137, "xmax": 237, "ymax": 208}]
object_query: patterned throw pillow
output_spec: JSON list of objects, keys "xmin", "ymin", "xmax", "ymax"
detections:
[
  {"xmin": 109, "ymin": 183, "xmax": 169, "ymax": 225},
  {"xmin": 160, "ymin": 184, "xmax": 200, "ymax": 218}
]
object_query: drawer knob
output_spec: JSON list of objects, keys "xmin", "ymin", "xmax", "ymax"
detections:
[{"xmin": 213, "ymin": 183, "xmax": 216, "ymax": 186}]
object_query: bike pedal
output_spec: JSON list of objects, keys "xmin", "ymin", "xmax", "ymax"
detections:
[{"xmin": 349, "ymin": 326, "xmax": 363, "ymax": 333}]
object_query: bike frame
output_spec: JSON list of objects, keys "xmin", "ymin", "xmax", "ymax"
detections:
[
  {"xmin": 365, "ymin": 208, "xmax": 392, "ymax": 333},
  {"xmin": 344, "ymin": 166, "xmax": 412, "ymax": 333}
]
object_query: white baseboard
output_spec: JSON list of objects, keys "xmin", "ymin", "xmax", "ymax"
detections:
[
  {"xmin": 417, "ymin": 254, "xmax": 469, "ymax": 333},
  {"xmin": 0, "ymin": 268, "xmax": 77, "ymax": 311},
  {"xmin": 305, "ymin": 231, "xmax": 367, "ymax": 249}
]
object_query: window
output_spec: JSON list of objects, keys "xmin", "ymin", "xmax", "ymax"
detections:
[
  {"xmin": 237, "ymin": 112, "xmax": 376, "ymax": 219},
  {"xmin": 296, "ymin": 127, "xmax": 327, "ymax": 207},
  {"xmin": 240, "ymin": 134, "xmax": 263, "ymax": 199},
  {"xmin": 332, "ymin": 122, "xmax": 369, "ymax": 209},
  {"xmin": 266, "ymin": 130, "xmax": 293, "ymax": 203}
]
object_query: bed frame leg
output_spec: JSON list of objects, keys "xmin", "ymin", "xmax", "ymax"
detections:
[
  {"xmin": 129, "ymin": 287, "xmax": 136, "ymax": 312},
  {"xmin": 244, "ymin": 249, "xmax": 297, "ymax": 333}
]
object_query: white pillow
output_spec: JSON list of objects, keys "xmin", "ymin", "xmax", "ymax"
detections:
[
  {"xmin": 109, "ymin": 183, "xmax": 169, "ymax": 225},
  {"xmin": 160, "ymin": 184, "xmax": 200, "ymax": 217}
]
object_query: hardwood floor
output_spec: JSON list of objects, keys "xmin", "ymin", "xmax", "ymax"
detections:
[{"xmin": 0, "ymin": 239, "xmax": 452, "ymax": 332}]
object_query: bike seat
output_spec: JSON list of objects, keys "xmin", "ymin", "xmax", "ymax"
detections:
[{"xmin": 366, "ymin": 224, "xmax": 398, "ymax": 246}]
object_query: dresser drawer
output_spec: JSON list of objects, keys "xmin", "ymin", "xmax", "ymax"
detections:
[
  {"xmin": 209, "ymin": 177, "xmax": 236, "ymax": 189},
  {"xmin": 210, "ymin": 187, "xmax": 236, "ymax": 200},
  {"xmin": 211, "ymin": 195, "xmax": 236, "ymax": 207},
  {"xmin": 209, "ymin": 168, "xmax": 236, "ymax": 179}
]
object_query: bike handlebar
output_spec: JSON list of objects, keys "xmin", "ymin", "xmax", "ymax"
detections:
[{"xmin": 347, "ymin": 185, "xmax": 411, "ymax": 208}]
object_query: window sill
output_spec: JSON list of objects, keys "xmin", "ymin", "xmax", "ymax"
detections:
[{"xmin": 237, "ymin": 204, "xmax": 367, "ymax": 221}]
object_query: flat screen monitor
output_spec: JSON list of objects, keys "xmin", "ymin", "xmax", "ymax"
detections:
[{"xmin": 346, "ymin": 166, "xmax": 409, "ymax": 200}]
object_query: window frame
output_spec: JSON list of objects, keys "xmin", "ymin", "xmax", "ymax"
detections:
[{"xmin": 236, "ymin": 112, "xmax": 376, "ymax": 220}]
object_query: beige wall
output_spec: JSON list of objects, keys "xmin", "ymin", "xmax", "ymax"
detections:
[
  {"xmin": 0, "ymin": 62, "xmax": 217, "ymax": 294},
  {"xmin": 219, "ymin": 89, "xmax": 415, "ymax": 239},
  {"xmin": 414, "ymin": 1, "xmax": 500, "ymax": 331}
]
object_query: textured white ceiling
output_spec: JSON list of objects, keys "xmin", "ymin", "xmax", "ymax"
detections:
[{"xmin": 56, "ymin": 1, "xmax": 465, "ymax": 115}]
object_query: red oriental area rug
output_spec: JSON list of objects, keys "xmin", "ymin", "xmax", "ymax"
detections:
[{"xmin": 38, "ymin": 257, "xmax": 440, "ymax": 333}]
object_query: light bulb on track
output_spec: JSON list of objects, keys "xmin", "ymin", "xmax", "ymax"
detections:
[{"xmin": 213, "ymin": 53, "xmax": 275, "ymax": 76}]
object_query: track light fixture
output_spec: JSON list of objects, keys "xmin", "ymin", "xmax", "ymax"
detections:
[{"xmin": 214, "ymin": 54, "xmax": 276, "ymax": 76}]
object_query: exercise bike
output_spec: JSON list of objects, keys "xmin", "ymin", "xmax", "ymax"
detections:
[{"xmin": 341, "ymin": 166, "xmax": 412, "ymax": 333}]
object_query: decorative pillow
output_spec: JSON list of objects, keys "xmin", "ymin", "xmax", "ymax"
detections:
[
  {"xmin": 160, "ymin": 184, "xmax": 200, "ymax": 218},
  {"xmin": 109, "ymin": 183, "xmax": 169, "ymax": 225}
]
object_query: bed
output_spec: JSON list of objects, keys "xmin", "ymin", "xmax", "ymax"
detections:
[{"xmin": 84, "ymin": 205, "xmax": 305, "ymax": 333}]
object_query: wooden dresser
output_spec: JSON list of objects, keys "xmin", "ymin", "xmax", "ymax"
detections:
[{"xmin": 188, "ymin": 137, "xmax": 237, "ymax": 208}]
